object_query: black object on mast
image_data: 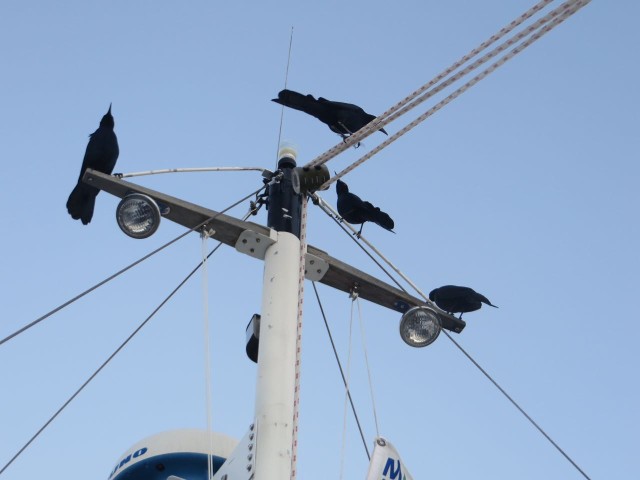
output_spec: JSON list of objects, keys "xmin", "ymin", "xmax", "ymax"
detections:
[{"xmin": 267, "ymin": 147, "xmax": 303, "ymax": 237}]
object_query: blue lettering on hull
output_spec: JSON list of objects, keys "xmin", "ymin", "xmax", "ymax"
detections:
[
  {"xmin": 109, "ymin": 448, "xmax": 147, "ymax": 478},
  {"xmin": 108, "ymin": 451, "xmax": 226, "ymax": 480},
  {"xmin": 382, "ymin": 457, "xmax": 404, "ymax": 480}
]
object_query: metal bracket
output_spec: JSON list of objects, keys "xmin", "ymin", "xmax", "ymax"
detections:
[
  {"xmin": 235, "ymin": 229, "xmax": 277, "ymax": 260},
  {"xmin": 211, "ymin": 423, "xmax": 257, "ymax": 480},
  {"xmin": 304, "ymin": 252, "xmax": 329, "ymax": 281}
]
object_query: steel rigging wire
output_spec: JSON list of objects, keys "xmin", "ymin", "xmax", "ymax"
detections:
[
  {"xmin": 311, "ymin": 193, "xmax": 593, "ymax": 480},
  {"xmin": 304, "ymin": 2, "xmax": 593, "ymax": 473},
  {"xmin": 275, "ymin": 26, "xmax": 295, "ymax": 170},
  {"xmin": 1, "ymin": 1, "xmax": 594, "ymax": 476},
  {"xmin": 0, "ymin": 184, "xmax": 268, "ymax": 348},
  {"xmin": 0, "ymin": 204, "xmax": 262, "ymax": 477},
  {"xmin": 311, "ymin": 282, "xmax": 372, "ymax": 460}
]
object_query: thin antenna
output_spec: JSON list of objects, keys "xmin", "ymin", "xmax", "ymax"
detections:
[{"xmin": 275, "ymin": 26, "xmax": 295, "ymax": 168}]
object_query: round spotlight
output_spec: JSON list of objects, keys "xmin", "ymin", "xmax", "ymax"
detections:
[
  {"xmin": 399, "ymin": 306, "xmax": 441, "ymax": 348},
  {"xmin": 116, "ymin": 193, "xmax": 161, "ymax": 239}
]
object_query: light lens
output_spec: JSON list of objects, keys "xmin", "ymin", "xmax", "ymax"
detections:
[
  {"xmin": 399, "ymin": 306, "xmax": 441, "ymax": 347},
  {"xmin": 116, "ymin": 194, "xmax": 161, "ymax": 239}
]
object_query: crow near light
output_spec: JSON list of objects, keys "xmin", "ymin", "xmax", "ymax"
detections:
[
  {"xmin": 116, "ymin": 193, "xmax": 162, "ymax": 239},
  {"xmin": 399, "ymin": 305, "xmax": 441, "ymax": 347}
]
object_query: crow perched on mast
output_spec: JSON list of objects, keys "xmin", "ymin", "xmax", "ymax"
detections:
[
  {"xmin": 336, "ymin": 179, "xmax": 394, "ymax": 237},
  {"xmin": 66, "ymin": 105, "xmax": 119, "ymax": 225},
  {"xmin": 272, "ymin": 89, "xmax": 387, "ymax": 145}
]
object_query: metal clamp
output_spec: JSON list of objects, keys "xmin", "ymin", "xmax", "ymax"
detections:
[
  {"xmin": 349, "ymin": 283, "xmax": 360, "ymax": 300},
  {"xmin": 304, "ymin": 253, "xmax": 329, "ymax": 281},
  {"xmin": 235, "ymin": 229, "xmax": 277, "ymax": 260}
]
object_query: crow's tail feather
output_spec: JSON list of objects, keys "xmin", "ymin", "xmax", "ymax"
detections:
[
  {"xmin": 374, "ymin": 209, "xmax": 395, "ymax": 232},
  {"xmin": 66, "ymin": 183, "xmax": 97, "ymax": 225},
  {"xmin": 478, "ymin": 294, "xmax": 498, "ymax": 308}
]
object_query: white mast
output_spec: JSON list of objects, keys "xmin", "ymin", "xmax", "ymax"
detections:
[
  {"xmin": 253, "ymin": 230, "xmax": 301, "ymax": 480},
  {"xmin": 253, "ymin": 147, "xmax": 302, "ymax": 480}
]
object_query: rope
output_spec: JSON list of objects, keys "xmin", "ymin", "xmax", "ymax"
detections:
[
  {"xmin": 0, "ymin": 185, "xmax": 267, "ymax": 348},
  {"xmin": 338, "ymin": 0, "xmax": 591, "ymax": 189},
  {"xmin": 303, "ymin": 0, "xmax": 556, "ymax": 168},
  {"xmin": 304, "ymin": 0, "xmax": 589, "ymax": 185},
  {"xmin": 312, "ymin": 282, "xmax": 371, "ymax": 460},
  {"xmin": 275, "ymin": 26, "xmax": 295, "ymax": 169},
  {"xmin": 0, "ymin": 239, "xmax": 227, "ymax": 476},
  {"xmin": 201, "ymin": 232, "xmax": 215, "ymax": 480},
  {"xmin": 291, "ymin": 193, "xmax": 307, "ymax": 479},
  {"xmin": 355, "ymin": 297, "xmax": 380, "ymax": 437},
  {"xmin": 319, "ymin": 0, "xmax": 590, "ymax": 189},
  {"xmin": 310, "ymin": 193, "xmax": 594, "ymax": 480},
  {"xmin": 339, "ymin": 299, "xmax": 356, "ymax": 480}
]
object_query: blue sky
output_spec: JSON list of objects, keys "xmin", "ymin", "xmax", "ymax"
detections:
[{"xmin": 1, "ymin": 1, "xmax": 638, "ymax": 479}]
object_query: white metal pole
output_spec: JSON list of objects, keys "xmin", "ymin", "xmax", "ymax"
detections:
[{"xmin": 253, "ymin": 230, "xmax": 301, "ymax": 480}]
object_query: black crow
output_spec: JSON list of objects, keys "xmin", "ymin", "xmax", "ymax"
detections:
[
  {"xmin": 336, "ymin": 179, "xmax": 394, "ymax": 237},
  {"xmin": 66, "ymin": 105, "xmax": 119, "ymax": 225},
  {"xmin": 272, "ymin": 89, "xmax": 387, "ymax": 144},
  {"xmin": 429, "ymin": 285, "xmax": 498, "ymax": 318}
]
